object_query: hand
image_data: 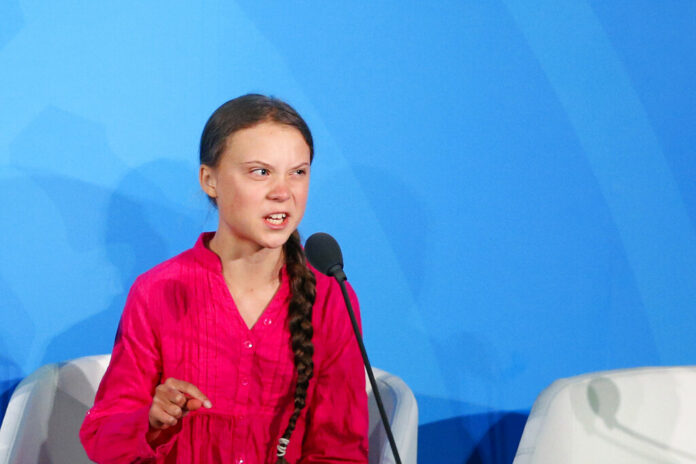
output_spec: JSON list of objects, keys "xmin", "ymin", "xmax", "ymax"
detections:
[{"xmin": 148, "ymin": 378, "xmax": 212, "ymax": 432}]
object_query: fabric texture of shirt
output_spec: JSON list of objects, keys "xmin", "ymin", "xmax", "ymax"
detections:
[{"xmin": 80, "ymin": 232, "xmax": 369, "ymax": 464}]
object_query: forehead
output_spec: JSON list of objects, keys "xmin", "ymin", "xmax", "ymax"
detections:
[{"xmin": 222, "ymin": 122, "xmax": 310, "ymax": 163}]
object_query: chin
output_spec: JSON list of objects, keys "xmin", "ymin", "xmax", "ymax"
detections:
[
  {"xmin": 260, "ymin": 233, "xmax": 293, "ymax": 250},
  {"xmin": 263, "ymin": 241, "xmax": 287, "ymax": 250}
]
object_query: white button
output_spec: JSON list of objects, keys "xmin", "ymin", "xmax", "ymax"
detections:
[
  {"xmin": 243, "ymin": 340, "xmax": 253, "ymax": 349},
  {"xmin": 263, "ymin": 317, "xmax": 272, "ymax": 326}
]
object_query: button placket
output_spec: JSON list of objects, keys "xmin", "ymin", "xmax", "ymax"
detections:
[{"xmin": 235, "ymin": 336, "xmax": 255, "ymax": 414}]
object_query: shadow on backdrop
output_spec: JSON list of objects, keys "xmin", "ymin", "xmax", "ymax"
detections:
[
  {"xmin": 418, "ymin": 411, "xmax": 527, "ymax": 464},
  {"xmin": 0, "ymin": 0, "xmax": 23, "ymax": 51},
  {"xmin": 4, "ymin": 103, "xmax": 209, "ymax": 421},
  {"xmin": 42, "ymin": 160, "xmax": 204, "ymax": 364}
]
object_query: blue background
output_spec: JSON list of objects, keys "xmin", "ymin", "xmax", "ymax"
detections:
[{"xmin": 1, "ymin": 1, "xmax": 695, "ymax": 463}]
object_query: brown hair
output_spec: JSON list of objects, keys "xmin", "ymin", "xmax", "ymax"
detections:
[{"xmin": 200, "ymin": 94, "xmax": 316, "ymax": 463}]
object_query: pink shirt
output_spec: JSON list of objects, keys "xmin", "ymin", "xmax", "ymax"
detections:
[{"xmin": 80, "ymin": 233, "xmax": 369, "ymax": 464}]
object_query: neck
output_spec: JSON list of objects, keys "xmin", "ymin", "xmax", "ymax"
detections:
[{"xmin": 208, "ymin": 231, "xmax": 284, "ymax": 287}]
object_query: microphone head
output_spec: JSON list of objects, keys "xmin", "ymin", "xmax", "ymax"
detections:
[{"xmin": 304, "ymin": 232, "xmax": 344, "ymax": 277}]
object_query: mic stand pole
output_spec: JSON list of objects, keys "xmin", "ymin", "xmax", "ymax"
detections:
[{"xmin": 331, "ymin": 268, "xmax": 403, "ymax": 464}]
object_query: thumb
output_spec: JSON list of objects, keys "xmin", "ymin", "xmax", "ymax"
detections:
[{"xmin": 184, "ymin": 398, "xmax": 204, "ymax": 412}]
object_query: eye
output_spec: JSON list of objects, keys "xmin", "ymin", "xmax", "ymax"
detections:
[
  {"xmin": 251, "ymin": 168, "xmax": 269, "ymax": 176},
  {"xmin": 293, "ymin": 168, "xmax": 308, "ymax": 176}
]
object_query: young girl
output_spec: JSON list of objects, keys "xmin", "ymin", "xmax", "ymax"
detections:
[{"xmin": 80, "ymin": 95, "xmax": 369, "ymax": 463}]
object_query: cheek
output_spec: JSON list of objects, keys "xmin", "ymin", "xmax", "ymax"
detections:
[
  {"xmin": 218, "ymin": 181, "xmax": 259, "ymax": 208},
  {"xmin": 294, "ymin": 184, "xmax": 310, "ymax": 208}
]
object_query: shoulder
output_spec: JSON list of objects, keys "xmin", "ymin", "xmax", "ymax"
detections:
[
  {"xmin": 310, "ymin": 265, "xmax": 335, "ymax": 295},
  {"xmin": 121, "ymin": 245, "xmax": 206, "ymax": 329},
  {"xmin": 310, "ymin": 264, "xmax": 345, "ymax": 302},
  {"xmin": 126, "ymin": 234, "xmax": 217, "ymax": 314},
  {"xmin": 309, "ymin": 264, "xmax": 360, "ymax": 326},
  {"xmin": 131, "ymin": 247, "xmax": 199, "ymax": 294}
]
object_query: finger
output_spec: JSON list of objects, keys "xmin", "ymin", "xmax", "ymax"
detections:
[
  {"xmin": 166, "ymin": 378, "xmax": 212, "ymax": 408},
  {"xmin": 149, "ymin": 406, "xmax": 177, "ymax": 429},
  {"xmin": 159, "ymin": 400, "xmax": 183, "ymax": 419},
  {"xmin": 158, "ymin": 382, "xmax": 187, "ymax": 407},
  {"xmin": 153, "ymin": 392, "xmax": 185, "ymax": 418}
]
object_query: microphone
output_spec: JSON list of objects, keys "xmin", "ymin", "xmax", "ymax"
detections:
[
  {"xmin": 304, "ymin": 233, "xmax": 403, "ymax": 464},
  {"xmin": 304, "ymin": 232, "xmax": 346, "ymax": 282}
]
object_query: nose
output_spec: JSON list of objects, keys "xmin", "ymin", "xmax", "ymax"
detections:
[{"xmin": 268, "ymin": 178, "xmax": 291, "ymax": 202}]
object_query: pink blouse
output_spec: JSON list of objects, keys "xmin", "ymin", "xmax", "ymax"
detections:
[{"xmin": 80, "ymin": 233, "xmax": 369, "ymax": 464}]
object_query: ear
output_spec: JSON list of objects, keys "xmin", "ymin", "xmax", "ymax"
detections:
[{"xmin": 199, "ymin": 164, "xmax": 217, "ymax": 199}]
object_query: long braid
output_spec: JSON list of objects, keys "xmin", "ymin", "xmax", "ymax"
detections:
[{"xmin": 276, "ymin": 230, "xmax": 316, "ymax": 463}]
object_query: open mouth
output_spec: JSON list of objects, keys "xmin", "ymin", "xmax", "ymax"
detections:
[{"xmin": 265, "ymin": 213, "xmax": 288, "ymax": 225}]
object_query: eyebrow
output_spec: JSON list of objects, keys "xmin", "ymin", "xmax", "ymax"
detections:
[
  {"xmin": 241, "ymin": 160, "xmax": 272, "ymax": 167},
  {"xmin": 240, "ymin": 161, "xmax": 310, "ymax": 169}
]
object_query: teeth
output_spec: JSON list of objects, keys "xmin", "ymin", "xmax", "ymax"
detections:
[{"xmin": 266, "ymin": 213, "xmax": 286, "ymax": 225}]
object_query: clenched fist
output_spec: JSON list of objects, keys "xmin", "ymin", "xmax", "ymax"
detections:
[{"xmin": 147, "ymin": 378, "xmax": 212, "ymax": 443}]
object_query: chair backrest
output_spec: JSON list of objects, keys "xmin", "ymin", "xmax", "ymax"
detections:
[
  {"xmin": 0, "ymin": 356, "xmax": 418, "ymax": 464},
  {"xmin": 0, "ymin": 355, "xmax": 109, "ymax": 464},
  {"xmin": 366, "ymin": 368, "xmax": 418, "ymax": 464},
  {"xmin": 513, "ymin": 366, "xmax": 696, "ymax": 464}
]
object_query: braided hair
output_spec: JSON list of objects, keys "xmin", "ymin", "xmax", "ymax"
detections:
[
  {"xmin": 199, "ymin": 94, "xmax": 316, "ymax": 463},
  {"xmin": 277, "ymin": 230, "xmax": 316, "ymax": 463}
]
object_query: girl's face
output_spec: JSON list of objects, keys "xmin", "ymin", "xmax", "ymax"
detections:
[{"xmin": 200, "ymin": 121, "xmax": 311, "ymax": 252}]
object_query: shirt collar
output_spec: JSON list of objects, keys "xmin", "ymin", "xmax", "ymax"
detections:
[{"xmin": 192, "ymin": 231, "xmax": 222, "ymax": 272}]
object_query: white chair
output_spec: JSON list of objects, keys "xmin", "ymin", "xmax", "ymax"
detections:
[
  {"xmin": 0, "ymin": 355, "xmax": 108, "ymax": 464},
  {"xmin": 513, "ymin": 366, "xmax": 696, "ymax": 464},
  {"xmin": 366, "ymin": 369, "xmax": 418, "ymax": 464},
  {"xmin": 0, "ymin": 355, "xmax": 418, "ymax": 464}
]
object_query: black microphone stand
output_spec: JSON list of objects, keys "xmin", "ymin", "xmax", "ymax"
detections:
[{"xmin": 328, "ymin": 266, "xmax": 403, "ymax": 464}]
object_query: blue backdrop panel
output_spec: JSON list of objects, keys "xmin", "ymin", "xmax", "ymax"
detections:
[{"xmin": 1, "ymin": 1, "xmax": 694, "ymax": 463}]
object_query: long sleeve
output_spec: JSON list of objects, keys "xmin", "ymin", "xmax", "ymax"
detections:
[
  {"xmin": 300, "ymin": 281, "xmax": 369, "ymax": 464},
  {"xmin": 80, "ymin": 276, "xmax": 175, "ymax": 463}
]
